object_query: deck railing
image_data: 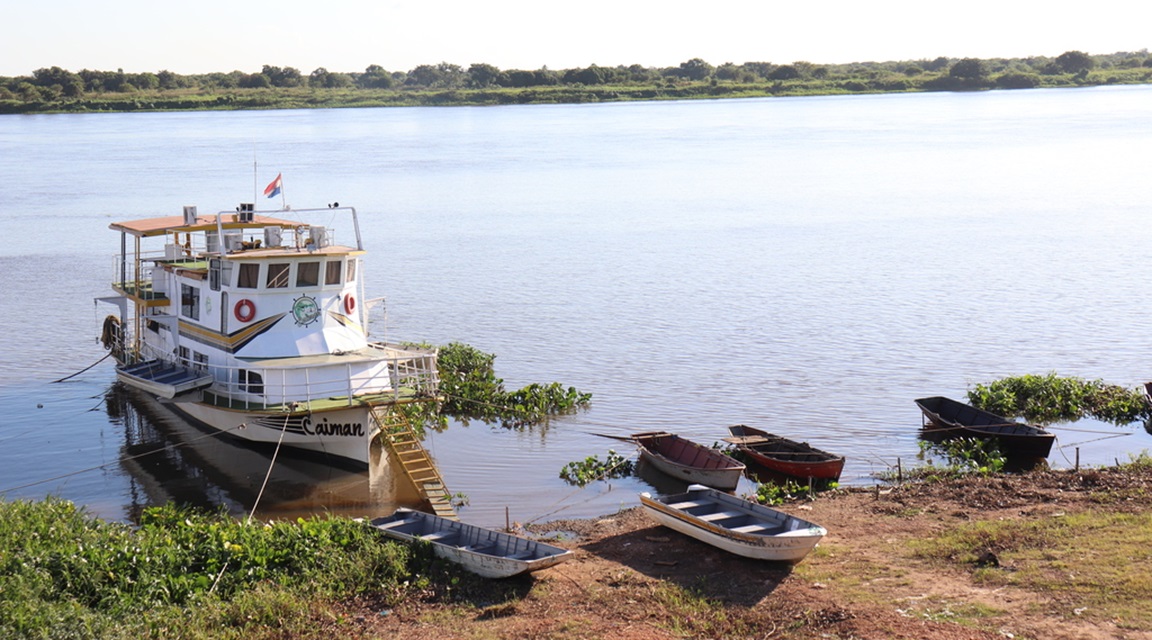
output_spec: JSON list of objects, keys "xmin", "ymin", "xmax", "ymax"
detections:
[{"xmin": 129, "ymin": 340, "xmax": 439, "ymax": 412}]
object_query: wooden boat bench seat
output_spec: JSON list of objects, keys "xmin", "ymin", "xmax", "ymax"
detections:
[
  {"xmin": 374, "ymin": 517, "xmax": 421, "ymax": 530},
  {"xmin": 460, "ymin": 543, "xmax": 497, "ymax": 554},
  {"xmin": 667, "ymin": 499, "xmax": 713, "ymax": 510},
  {"xmin": 422, "ymin": 531, "xmax": 460, "ymax": 543},
  {"xmin": 507, "ymin": 550, "xmax": 535, "ymax": 560},
  {"xmin": 698, "ymin": 510, "xmax": 745, "ymax": 522},
  {"xmin": 730, "ymin": 523, "xmax": 786, "ymax": 535}
]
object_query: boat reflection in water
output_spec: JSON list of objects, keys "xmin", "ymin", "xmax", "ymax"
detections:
[
  {"xmin": 634, "ymin": 456, "xmax": 695, "ymax": 497},
  {"xmin": 106, "ymin": 383, "xmax": 423, "ymax": 522}
]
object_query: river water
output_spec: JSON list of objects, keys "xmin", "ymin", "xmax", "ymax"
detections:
[{"xmin": 2, "ymin": 86, "xmax": 1151, "ymax": 528}]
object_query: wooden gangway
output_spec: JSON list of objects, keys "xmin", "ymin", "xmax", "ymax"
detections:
[{"xmin": 371, "ymin": 409, "xmax": 457, "ymax": 520}]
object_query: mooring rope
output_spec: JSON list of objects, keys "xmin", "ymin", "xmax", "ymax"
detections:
[
  {"xmin": 51, "ymin": 352, "xmax": 113, "ymax": 383},
  {"xmin": 247, "ymin": 413, "xmax": 292, "ymax": 523}
]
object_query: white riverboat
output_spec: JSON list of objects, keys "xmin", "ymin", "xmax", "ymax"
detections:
[{"xmin": 98, "ymin": 202, "xmax": 439, "ymax": 467}]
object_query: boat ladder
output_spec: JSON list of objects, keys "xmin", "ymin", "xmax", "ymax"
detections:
[{"xmin": 372, "ymin": 409, "xmax": 458, "ymax": 521}]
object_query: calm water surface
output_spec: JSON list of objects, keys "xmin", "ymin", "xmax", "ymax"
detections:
[{"xmin": 2, "ymin": 86, "xmax": 1152, "ymax": 527}]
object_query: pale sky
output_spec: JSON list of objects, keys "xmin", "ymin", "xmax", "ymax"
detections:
[{"xmin": 3, "ymin": 0, "xmax": 1150, "ymax": 77}]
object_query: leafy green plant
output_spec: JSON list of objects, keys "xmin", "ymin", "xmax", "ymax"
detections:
[
  {"xmin": 435, "ymin": 342, "xmax": 591, "ymax": 428},
  {"xmin": 915, "ymin": 438, "xmax": 1006, "ymax": 477},
  {"xmin": 559, "ymin": 450, "xmax": 635, "ymax": 486},
  {"xmin": 0, "ymin": 498, "xmax": 434, "ymax": 639},
  {"xmin": 748, "ymin": 479, "xmax": 838, "ymax": 505},
  {"xmin": 967, "ymin": 373, "xmax": 1151, "ymax": 425}
]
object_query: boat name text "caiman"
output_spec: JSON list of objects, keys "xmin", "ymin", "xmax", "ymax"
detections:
[{"xmin": 304, "ymin": 416, "xmax": 365, "ymax": 437}]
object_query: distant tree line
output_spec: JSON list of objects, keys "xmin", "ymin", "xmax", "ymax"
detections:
[{"xmin": 2, "ymin": 50, "xmax": 1150, "ymax": 112}]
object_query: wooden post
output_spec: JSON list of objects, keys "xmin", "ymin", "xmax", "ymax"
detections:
[
  {"xmin": 505, "ymin": 506, "xmax": 511, "ymax": 532},
  {"xmin": 897, "ymin": 457, "xmax": 903, "ymax": 485},
  {"xmin": 1075, "ymin": 447, "xmax": 1080, "ymax": 472}
]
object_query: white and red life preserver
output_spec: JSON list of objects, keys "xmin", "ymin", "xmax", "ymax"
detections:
[
  {"xmin": 344, "ymin": 294, "xmax": 356, "ymax": 315},
  {"xmin": 234, "ymin": 298, "xmax": 256, "ymax": 323}
]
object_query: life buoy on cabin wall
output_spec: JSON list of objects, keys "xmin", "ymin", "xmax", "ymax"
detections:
[
  {"xmin": 344, "ymin": 294, "xmax": 356, "ymax": 315},
  {"xmin": 234, "ymin": 299, "xmax": 256, "ymax": 323}
]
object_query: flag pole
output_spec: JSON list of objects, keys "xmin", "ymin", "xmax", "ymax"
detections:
[{"xmin": 253, "ymin": 159, "xmax": 258, "ymax": 208}]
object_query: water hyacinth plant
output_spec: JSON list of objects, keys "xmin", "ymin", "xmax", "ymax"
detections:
[
  {"xmin": 559, "ymin": 450, "xmax": 636, "ymax": 487},
  {"xmin": 416, "ymin": 342, "xmax": 592, "ymax": 429},
  {"xmin": 967, "ymin": 373, "xmax": 1151, "ymax": 425}
]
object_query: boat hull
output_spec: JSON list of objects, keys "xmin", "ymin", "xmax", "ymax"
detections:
[
  {"xmin": 371, "ymin": 508, "xmax": 572, "ymax": 579},
  {"xmin": 914, "ymin": 396, "xmax": 1055, "ymax": 459},
  {"xmin": 169, "ymin": 398, "xmax": 380, "ymax": 466},
  {"xmin": 633, "ymin": 432, "xmax": 744, "ymax": 491},
  {"xmin": 726, "ymin": 425, "xmax": 844, "ymax": 481},
  {"xmin": 639, "ymin": 485, "xmax": 825, "ymax": 563}
]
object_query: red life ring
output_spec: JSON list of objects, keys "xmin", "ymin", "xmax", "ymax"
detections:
[
  {"xmin": 344, "ymin": 294, "xmax": 356, "ymax": 315},
  {"xmin": 234, "ymin": 299, "xmax": 256, "ymax": 323}
]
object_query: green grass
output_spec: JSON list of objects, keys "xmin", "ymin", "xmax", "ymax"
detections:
[{"xmin": 911, "ymin": 511, "xmax": 1152, "ymax": 628}]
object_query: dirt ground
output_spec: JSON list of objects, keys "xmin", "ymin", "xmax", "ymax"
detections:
[{"xmin": 354, "ymin": 466, "xmax": 1152, "ymax": 639}]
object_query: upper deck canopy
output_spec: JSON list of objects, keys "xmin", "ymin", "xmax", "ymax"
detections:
[{"xmin": 109, "ymin": 214, "xmax": 304, "ymax": 238}]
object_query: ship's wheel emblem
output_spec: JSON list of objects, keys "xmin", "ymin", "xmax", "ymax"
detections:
[{"xmin": 292, "ymin": 295, "xmax": 321, "ymax": 326}]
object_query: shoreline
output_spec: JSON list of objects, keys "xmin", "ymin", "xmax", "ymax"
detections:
[{"xmin": 368, "ymin": 464, "xmax": 1152, "ymax": 639}]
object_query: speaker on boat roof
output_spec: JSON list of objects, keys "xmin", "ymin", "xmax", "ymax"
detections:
[
  {"xmin": 182, "ymin": 205, "xmax": 197, "ymax": 226},
  {"xmin": 264, "ymin": 226, "xmax": 282, "ymax": 247},
  {"xmin": 310, "ymin": 226, "xmax": 329, "ymax": 248},
  {"xmin": 237, "ymin": 203, "xmax": 254, "ymax": 223},
  {"xmin": 223, "ymin": 232, "xmax": 243, "ymax": 252}
]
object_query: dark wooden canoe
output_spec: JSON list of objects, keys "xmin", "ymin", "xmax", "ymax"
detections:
[
  {"xmin": 723, "ymin": 425, "xmax": 845, "ymax": 481},
  {"xmin": 631, "ymin": 431, "xmax": 745, "ymax": 491},
  {"xmin": 913, "ymin": 396, "xmax": 1055, "ymax": 459}
]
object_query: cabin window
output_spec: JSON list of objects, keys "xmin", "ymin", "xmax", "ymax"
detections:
[
  {"xmin": 237, "ymin": 263, "xmax": 259, "ymax": 289},
  {"xmin": 238, "ymin": 369, "xmax": 264, "ymax": 395},
  {"xmin": 192, "ymin": 352, "xmax": 208, "ymax": 372},
  {"xmin": 325, "ymin": 260, "xmax": 342, "ymax": 285},
  {"xmin": 177, "ymin": 346, "xmax": 190, "ymax": 367},
  {"xmin": 266, "ymin": 263, "xmax": 290, "ymax": 288},
  {"xmin": 208, "ymin": 259, "xmax": 222, "ymax": 292},
  {"xmin": 296, "ymin": 261, "xmax": 320, "ymax": 287},
  {"xmin": 180, "ymin": 284, "xmax": 200, "ymax": 320},
  {"xmin": 346, "ymin": 259, "xmax": 357, "ymax": 283}
]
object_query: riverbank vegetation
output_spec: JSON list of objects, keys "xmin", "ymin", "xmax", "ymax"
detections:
[
  {"xmin": 3, "ymin": 50, "xmax": 1151, "ymax": 114},
  {"xmin": 6, "ymin": 456, "xmax": 1152, "ymax": 638},
  {"xmin": 433, "ymin": 342, "xmax": 591, "ymax": 429},
  {"xmin": 0, "ymin": 498, "xmax": 417, "ymax": 639},
  {"xmin": 968, "ymin": 372, "xmax": 1151, "ymax": 425}
]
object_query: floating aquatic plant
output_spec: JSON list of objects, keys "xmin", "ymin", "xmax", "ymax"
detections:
[{"xmin": 967, "ymin": 373, "xmax": 1150, "ymax": 425}]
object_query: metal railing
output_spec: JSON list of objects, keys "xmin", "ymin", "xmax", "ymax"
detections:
[{"xmin": 128, "ymin": 339, "xmax": 439, "ymax": 412}]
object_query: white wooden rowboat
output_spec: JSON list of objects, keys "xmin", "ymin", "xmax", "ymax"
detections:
[
  {"xmin": 639, "ymin": 484, "xmax": 826, "ymax": 563},
  {"xmin": 370, "ymin": 508, "xmax": 572, "ymax": 578},
  {"xmin": 632, "ymin": 431, "xmax": 745, "ymax": 491}
]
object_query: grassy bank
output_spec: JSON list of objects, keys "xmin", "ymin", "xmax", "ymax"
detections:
[{"xmin": 5, "ymin": 456, "xmax": 1152, "ymax": 638}]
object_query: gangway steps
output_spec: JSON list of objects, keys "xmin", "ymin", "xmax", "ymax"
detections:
[{"xmin": 372, "ymin": 409, "xmax": 458, "ymax": 521}]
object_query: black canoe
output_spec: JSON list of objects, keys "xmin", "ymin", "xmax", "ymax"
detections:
[{"xmin": 913, "ymin": 396, "xmax": 1055, "ymax": 459}]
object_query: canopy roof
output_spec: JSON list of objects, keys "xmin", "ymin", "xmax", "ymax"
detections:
[{"xmin": 110, "ymin": 214, "xmax": 304, "ymax": 238}]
